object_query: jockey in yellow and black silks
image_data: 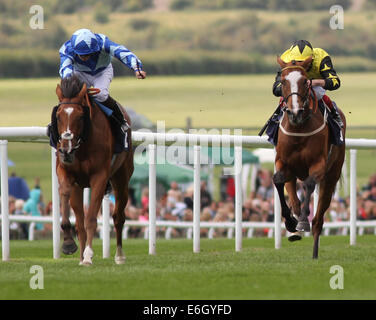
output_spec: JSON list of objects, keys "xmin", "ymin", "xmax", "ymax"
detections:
[{"xmin": 271, "ymin": 39, "xmax": 343, "ymax": 128}]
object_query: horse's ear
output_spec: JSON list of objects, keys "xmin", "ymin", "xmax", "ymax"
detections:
[
  {"xmin": 301, "ymin": 56, "xmax": 313, "ymax": 70},
  {"xmin": 84, "ymin": 89, "xmax": 94, "ymax": 119},
  {"xmin": 56, "ymin": 84, "xmax": 64, "ymax": 102},
  {"xmin": 277, "ymin": 56, "xmax": 287, "ymax": 68},
  {"xmin": 78, "ymin": 83, "xmax": 87, "ymax": 101}
]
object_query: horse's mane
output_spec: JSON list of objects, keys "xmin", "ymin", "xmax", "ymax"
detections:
[{"xmin": 60, "ymin": 75, "xmax": 84, "ymax": 99}]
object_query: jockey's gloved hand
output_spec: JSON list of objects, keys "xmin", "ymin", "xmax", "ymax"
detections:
[{"xmin": 135, "ymin": 70, "xmax": 146, "ymax": 79}]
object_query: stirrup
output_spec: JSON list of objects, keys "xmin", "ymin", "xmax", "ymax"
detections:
[
  {"xmin": 120, "ymin": 121, "xmax": 130, "ymax": 134},
  {"xmin": 333, "ymin": 112, "xmax": 344, "ymax": 128}
]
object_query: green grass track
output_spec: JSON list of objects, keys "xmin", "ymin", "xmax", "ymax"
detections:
[{"xmin": 1, "ymin": 236, "xmax": 376, "ymax": 300}]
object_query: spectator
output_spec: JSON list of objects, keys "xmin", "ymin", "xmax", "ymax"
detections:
[
  {"xmin": 8, "ymin": 172, "xmax": 30, "ymax": 201},
  {"xmin": 200, "ymin": 181, "xmax": 212, "ymax": 209},
  {"xmin": 125, "ymin": 205, "xmax": 141, "ymax": 238},
  {"xmin": 200, "ymin": 207, "xmax": 212, "ymax": 237},
  {"xmin": 141, "ymin": 187, "xmax": 149, "ymax": 213},
  {"xmin": 255, "ymin": 169, "xmax": 274, "ymax": 201},
  {"xmin": 171, "ymin": 191, "xmax": 187, "ymax": 221},
  {"xmin": 183, "ymin": 186, "xmax": 194, "ymax": 211},
  {"xmin": 366, "ymin": 185, "xmax": 376, "ymax": 202},
  {"xmin": 14, "ymin": 199, "xmax": 28, "ymax": 239},
  {"xmin": 23, "ymin": 188, "xmax": 43, "ymax": 231}
]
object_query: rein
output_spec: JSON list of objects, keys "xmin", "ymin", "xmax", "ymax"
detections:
[{"xmin": 279, "ymin": 65, "xmax": 323, "ymax": 137}]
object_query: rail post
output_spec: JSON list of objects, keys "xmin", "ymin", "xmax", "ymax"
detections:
[
  {"xmin": 148, "ymin": 144, "xmax": 157, "ymax": 255},
  {"xmin": 1, "ymin": 140, "xmax": 10, "ymax": 261},
  {"xmin": 350, "ymin": 149, "xmax": 357, "ymax": 246},
  {"xmin": 193, "ymin": 145, "xmax": 201, "ymax": 253},
  {"xmin": 51, "ymin": 148, "xmax": 61, "ymax": 259}
]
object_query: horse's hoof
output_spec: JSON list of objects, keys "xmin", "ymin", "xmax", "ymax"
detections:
[
  {"xmin": 115, "ymin": 247, "xmax": 126, "ymax": 265},
  {"xmin": 285, "ymin": 216, "xmax": 298, "ymax": 233},
  {"xmin": 288, "ymin": 232, "xmax": 302, "ymax": 242},
  {"xmin": 81, "ymin": 260, "xmax": 92, "ymax": 266},
  {"xmin": 115, "ymin": 256, "xmax": 126, "ymax": 265},
  {"xmin": 61, "ymin": 241, "xmax": 78, "ymax": 255},
  {"xmin": 82, "ymin": 246, "xmax": 93, "ymax": 265},
  {"xmin": 296, "ymin": 221, "xmax": 311, "ymax": 232}
]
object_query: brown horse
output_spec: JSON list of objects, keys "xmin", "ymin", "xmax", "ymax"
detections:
[
  {"xmin": 273, "ymin": 56, "xmax": 346, "ymax": 259},
  {"xmin": 55, "ymin": 75, "xmax": 134, "ymax": 265}
]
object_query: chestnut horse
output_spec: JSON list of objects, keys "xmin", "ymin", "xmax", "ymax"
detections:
[
  {"xmin": 55, "ymin": 75, "xmax": 134, "ymax": 265},
  {"xmin": 273, "ymin": 56, "xmax": 346, "ymax": 259}
]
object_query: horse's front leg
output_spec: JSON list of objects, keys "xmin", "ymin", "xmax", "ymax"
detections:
[
  {"xmin": 82, "ymin": 173, "xmax": 108, "ymax": 266},
  {"xmin": 298, "ymin": 158, "xmax": 326, "ymax": 232},
  {"xmin": 57, "ymin": 168, "xmax": 78, "ymax": 255},
  {"xmin": 273, "ymin": 160, "xmax": 297, "ymax": 233}
]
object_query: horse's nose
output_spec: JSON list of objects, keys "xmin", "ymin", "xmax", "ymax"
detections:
[
  {"xmin": 286, "ymin": 108, "xmax": 304, "ymax": 125},
  {"xmin": 296, "ymin": 109, "xmax": 304, "ymax": 122},
  {"xmin": 61, "ymin": 132, "xmax": 74, "ymax": 140}
]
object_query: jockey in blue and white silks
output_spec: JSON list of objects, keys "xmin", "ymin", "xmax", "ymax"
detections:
[
  {"xmin": 56, "ymin": 28, "xmax": 146, "ymax": 152},
  {"xmin": 59, "ymin": 28, "xmax": 146, "ymax": 101}
]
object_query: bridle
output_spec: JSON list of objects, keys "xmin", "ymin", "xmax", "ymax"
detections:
[
  {"xmin": 280, "ymin": 65, "xmax": 311, "ymax": 112},
  {"xmin": 57, "ymin": 101, "xmax": 88, "ymax": 154},
  {"xmin": 279, "ymin": 65, "xmax": 324, "ymax": 136},
  {"xmin": 56, "ymin": 88, "xmax": 98, "ymax": 155}
]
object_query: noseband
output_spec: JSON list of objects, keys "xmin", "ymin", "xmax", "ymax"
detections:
[
  {"xmin": 57, "ymin": 101, "xmax": 88, "ymax": 153},
  {"xmin": 282, "ymin": 91, "xmax": 310, "ymax": 110}
]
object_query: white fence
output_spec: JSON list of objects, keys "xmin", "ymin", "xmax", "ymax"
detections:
[{"xmin": 1, "ymin": 126, "xmax": 376, "ymax": 261}]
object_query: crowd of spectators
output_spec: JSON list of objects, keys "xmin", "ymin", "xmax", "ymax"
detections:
[
  {"xmin": 3, "ymin": 171, "xmax": 376, "ymax": 240},
  {"xmin": 122, "ymin": 170, "xmax": 376, "ymax": 239},
  {"xmin": 3, "ymin": 173, "xmax": 51, "ymax": 240}
]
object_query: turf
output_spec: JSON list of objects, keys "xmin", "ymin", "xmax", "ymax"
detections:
[{"xmin": 1, "ymin": 236, "xmax": 376, "ymax": 300}]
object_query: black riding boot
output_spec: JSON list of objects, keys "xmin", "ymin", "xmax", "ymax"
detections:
[
  {"xmin": 331, "ymin": 106, "xmax": 344, "ymax": 128},
  {"xmin": 101, "ymin": 96, "xmax": 130, "ymax": 151},
  {"xmin": 101, "ymin": 96, "xmax": 130, "ymax": 132}
]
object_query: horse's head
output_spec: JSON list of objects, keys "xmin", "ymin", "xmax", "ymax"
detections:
[
  {"xmin": 55, "ymin": 75, "xmax": 89, "ymax": 165},
  {"xmin": 277, "ymin": 56, "xmax": 313, "ymax": 126}
]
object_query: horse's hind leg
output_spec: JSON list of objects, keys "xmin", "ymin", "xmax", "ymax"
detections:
[
  {"xmin": 69, "ymin": 185, "xmax": 86, "ymax": 265},
  {"xmin": 311, "ymin": 180, "xmax": 336, "ymax": 259},
  {"xmin": 83, "ymin": 174, "xmax": 108, "ymax": 265},
  {"xmin": 297, "ymin": 176, "xmax": 316, "ymax": 232},
  {"xmin": 110, "ymin": 165, "xmax": 129, "ymax": 264},
  {"xmin": 312, "ymin": 151, "xmax": 344, "ymax": 259}
]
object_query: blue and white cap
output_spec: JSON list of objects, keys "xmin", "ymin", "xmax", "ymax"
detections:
[{"xmin": 70, "ymin": 29, "xmax": 100, "ymax": 55}]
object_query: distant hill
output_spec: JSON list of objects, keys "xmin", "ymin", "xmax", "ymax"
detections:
[{"xmin": 0, "ymin": 1, "xmax": 375, "ymax": 77}]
